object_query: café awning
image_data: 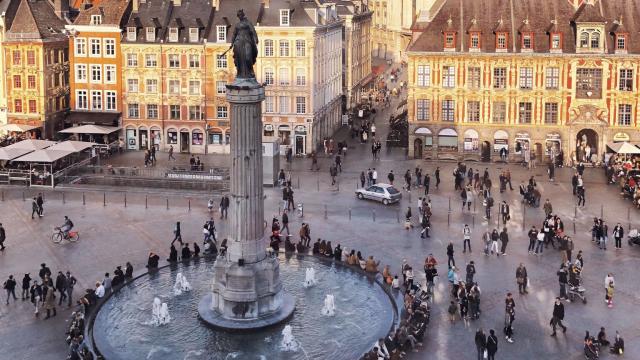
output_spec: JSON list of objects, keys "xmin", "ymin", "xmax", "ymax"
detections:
[
  {"xmin": 607, "ymin": 141, "xmax": 640, "ymax": 154},
  {"xmin": 47, "ymin": 140, "xmax": 95, "ymax": 152},
  {"xmin": 13, "ymin": 149, "xmax": 74, "ymax": 163},
  {"xmin": 0, "ymin": 124, "xmax": 38, "ymax": 132},
  {"xmin": 58, "ymin": 125, "xmax": 120, "ymax": 135},
  {"xmin": 4, "ymin": 139, "xmax": 56, "ymax": 150},
  {"xmin": 0, "ymin": 147, "xmax": 32, "ymax": 160}
]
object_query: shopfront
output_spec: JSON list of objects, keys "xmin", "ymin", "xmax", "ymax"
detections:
[
  {"xmin": 294, "ymin": 125, "xmax": 307, "ymax": 155},
  {"xmin": 167, "ymin": 128, "xmax": 178, "ymax": 150},
  {"xmin": 150, "ymin": 127, "xmax": 162, "ymax": 151},
  {"xmin": 263, "ymin": 124, "xmax": 274, "ymax": 137},
  {"xmin": 179, "ymin": 129, "xmax": 190, "ymax": 153},
  {"xmin": 278, "ymin": 125, "xmax": 291, "ymax": 155},
  {"xmin": 545, "ymin": 133, "xmax": 561, "ymax": 155},
  {"xmin": 514, "ymin": 133, "xmax": 530, "ymax": 155},
  {"xmin": 125, "ymin": 126, "xmax": 137, "ymax": 150},
  {"xmin": 138, "ymin": 126, "xmax": 149, "ymax": 150},
  {"xmin": 413, "ymin": 127, "xmax": 433, "ymax": 159},
  {"xmin": 493, "ymin": 130, "xmax": 509, "ymax": 153},
  {"xmin": 463, "ymin": 129, "xmax": 479, "ymax": 153},
  {"xmin": 438, "ymin": 128, "xmax": 458, "ymax": 152}
]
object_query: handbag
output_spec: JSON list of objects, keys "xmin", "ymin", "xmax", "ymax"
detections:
[{"xmin": 483, "ymin": 349, "xmax": 488, "ymax": 359}]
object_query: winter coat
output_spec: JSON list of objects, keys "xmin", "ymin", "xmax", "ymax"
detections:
[{"xmin": 44, "ymin": 288, "xmax": 56, "ymax": 310}]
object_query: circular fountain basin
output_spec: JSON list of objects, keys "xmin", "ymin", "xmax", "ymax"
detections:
[{"xmin": 91, "ymin": 256, "xmax": 396, "ymax": 360}]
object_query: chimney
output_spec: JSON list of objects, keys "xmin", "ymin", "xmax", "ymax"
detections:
[
  {"xmin": 54, "ymin": 0, "xmax": 69, "ymax": 19},
  {"xmin": 133, "ymin": 0, "xmax": 138, "ymax": 12},
  {"xmin": 263, "ymin": 0, "xmax": 269, "ymax": 9}
]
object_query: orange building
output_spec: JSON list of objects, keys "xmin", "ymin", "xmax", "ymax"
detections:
[{"xmin": 65, "ymin": 0, "xmax": 130, "ymax": 132}]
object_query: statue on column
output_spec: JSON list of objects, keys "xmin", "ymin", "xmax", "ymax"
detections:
[{"xmin": 227, "ymin": 9, "xmax": 259, "ymax": 79}]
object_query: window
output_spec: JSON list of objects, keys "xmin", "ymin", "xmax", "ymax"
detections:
[
  {"xmin": 27, "ymin": 50, "xmax": 35, "ymax": 65},
  {"xmin": 146, "ymin": 27, "xmax": 155, "ymax": 42},
  {"xmin": 496, "ymin": 33, "xmax": 507, "ymax": 50},
  {"xmin": 127, "ymin": 27, "xmax": 136, "ymax": 41},
  {"xmin": 280, "ymin": 9, "xmax": 290, "ymax": 26},
  {"xmin": 76, "ymin": 90, "xmax": 88, "ymax": 109},
  {"xmin": 576, "ymin": 68, "xmax": 602, "ymax": 98},
  {"xmin": 442, "ymin": 100, "xmax": 455, "ymax": 121},
  {"xmin": 168, "ymin": 28, "xmax": 178, "ymax": 42},
  {"xmin": 467, "ymin": 101, "xmax": 480, "ymax": 122},
  {"xmin": 616, "ymin": 35, "xmax": 626, "ymax": 50},
  {"xmin": 105, "ymin": 65, "xmax": 116, "ymax": 83},
  {"xmin": 145, "ymin": 54, "xmax": 157, "ymax": 67},
  {"xmin": 579, "ymin": 29, "xmax": 601, "ymax": 49},
  {"xmin": 416, "ymin": 99, "xmax": 430, "ymax": 121},
  {"xmin": 522, "ymin": 34, "xmax": 532, "ymax": 50},
  {"xmin": 105, "ymin": 91, "xmax": 116, "ymax": 111},
  {"xmin": 91, "ymin": 91, "xmax": 102, "ymax": 110},
  {"xmin": 296, "ymin": 96, "xmax": 306, "ymax": 114},
  {"xmin": 169, "ymin": 105, "xmax": 181, "ymax": 119},
  {"xmin": 189, "ymin": 28, "xmax": 199, "ymax": 43},
  {"xmin": 216, "ymin": 54, "xmax": 227, "ymax": 68},
  {"xmin": 417, "ymin": 65, "xmax": 430, "ymax": 87},
  {"xmin": 127, "ymin": 78, "xmax": 138, "ymax": 92},
  {"xmin": 619, "ymin": 69, "xmax": 633, "ymax": 91},
  {"xmin": 75, "ymin": 64, "xmax": 87, "ymax": 82},
  {"xmin": 492, "ymin": 102, "xmax": 506, "ymax": 123},
  {"xmin": 104, "ymin": 39, "xmax": 115, "ymax": 57},
  {"xmin": 75, "ymin": 38, "xmax": 86, "ymax": 56},
  {"xmin": 618, "ymin": 104, "xmax": 632, "ymax": 126},
  {"xmin": 168, "ymin": 54, "xmax": 180, "ymax": 68},
  {"xmin": 12, "ymin": 74, "xmax": 21, "ymax": 88},
  {"xmin": 468, "ymin": 67, "xmax": 481, "ymax": 89},
  {"xmin": 28, "ymin": 100, "xmax": 36, "ymax": 113},
  {"xmin": 279, "ymin": 96, "xmax": 289, "ymax": 113},
  {"xmin": 90, "ymin": 65, "xmax": 102, "ymax": 83},
  {"xmin": 90, "ymin": 38, "xmax": 101, "ymax": 56},
  {"xmin": 128, "ymin": 103, "xmax": 139, "ymax": 118},
  {"xmin": 544, "ymin": 103, "xmax": 558, "ymax": 124},
  {"xmin": 189, "ymin": 80, "xmax": 200, "ymax": 95},
  {"xmin": 590, "ymin": 32, "xmax": 600, "ymax": 48},
  {"xmin": 27, "ymin": 75, "xmax": 36, "ymax": 89},
  {"xmin": 442, "ymin": 66, "xmax": 455, "ymax": 88},
  {"xmin": 519, "ymin": 67, "xmax": 533, "ymax": 89},
  {"xmin": 295, "ymin": 39, "xmax": 306, "ymax": 56},
  {"xmin": 189, "ymin": 105, "xmax": 202, "ymax": 120},
  {"xmin": 189, "ymin": 54, "xmax": 200, "ymax": 68},
  {"xmin": 265, "ymin": 96, "xmax": 275, "ymax": 113},
  {"xmin": 296, "ymin": 68, "xmax": 306, "ymax": 86},
  {"xmin": 470, "ymin": 33, "xmax": 480, "ymax": 49},
  {"xmin": 216, "ymin": 25, "xmax": 226, "ymax": 42},
  {"xmin": 127, "ymin": 53, "xmax": 138, "ymax": 67},
  {"xmin": 146, "ymin": 79, "xmax": 158, "ymax": 93},
  {"xmin": 279, "ymin": 68, "xmax": 289, "ymax": 86},
  {"xmin": 147, "ymin": 104, "xmax": 158, "ymax": 119},
  {"xmin": 168, "ymin": 79, "xmax": 180, "ymax": 94},
  {"xmin": 12, "ymin": 51, "xmax": 20, "ymax": 65},
  {"xmin": 279, "ymin": 40, "xmax": 290, "ymax": 57},
  {"xmin": 217, "ymin": 105, "xmax": 228, "ymax": 118},
  {"xmin": 518, "ymin": 102, "xmax": 532, "ymax": 124},
  {"xmin": 91, "ymin": 14, "xmax": 102, "ymax": 25},
  {"xmin": 545, "ymin": 67, "xmax": 559, "ymax": 89},
  {"xmin": 264, "ymin": 68, "xmax": 274, "ymax": 85},
  {"xmin": 264, "ymin": 40, "xmax": 274, "ymax": 56},
  {"xmin": 216, "ymin": 81, "xmax": 226, "ymax": 94},
  {"xmin": 444, "ymin": 32, "xmax": 455, "ymax": 48},
  {"xmin": 14, "ymin": 99, "xmax": 22, "ymax": 113},
  {"xmin": 551, "ymin": 34, "xmax": 561, "ymax": 50}
]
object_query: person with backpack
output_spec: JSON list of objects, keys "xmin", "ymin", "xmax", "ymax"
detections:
[
  {"xmin": 487, "ymin": 329, "xmax": 499, "ymax": 359},
  {"xmin": 484, "ymin": 196, "xmax": 494, "ymax": 220},
  {"xmin": 4, "ymin": 275, "xmax": 17, "ymax": 304}
]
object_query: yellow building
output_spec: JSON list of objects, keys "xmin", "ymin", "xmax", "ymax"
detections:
[
  {"xmin": 407, "ymin": 0, "xmax": 640, "ymax": 164},
  {"xmin": 3, "ymin": 0, "xmax": 70, "ymax": 139},
  {"xmin": 0, "ymin": 0, "xmax": 21, "ymax": 129}
]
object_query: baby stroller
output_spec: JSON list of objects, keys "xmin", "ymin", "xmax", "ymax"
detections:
[{"xmin": 567, "ymin": 269, "xmax": 587, "ymax": 304}]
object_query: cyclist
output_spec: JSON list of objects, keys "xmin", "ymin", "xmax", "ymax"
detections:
[{"xmin": 59, "ymin": 216, "xmax": 74, "ymax": 239}]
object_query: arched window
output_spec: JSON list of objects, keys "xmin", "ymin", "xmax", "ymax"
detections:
[
  {"xmin": 580, "ymin": 32, "xmax": 589, "ymax": 47},
  {"xmin": 590, "ymin": 32, "xmax": 600, "ymax": 48}
]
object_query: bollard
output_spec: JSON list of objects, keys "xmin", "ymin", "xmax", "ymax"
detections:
[
  {"xmin": 1, "ymin": 190, "xmax": 4, "ymax": 201},
  {"xmin": 188, "ymin": 199, "xmax": 191, "ymax": 212},
  {"xmin": 521, "ymin": 205, "xmax": 525, "ymax": 231},
  {"xmin": 145, "ymin": 195, "xmax": 148, "ymax": 209},
  {"xmin": 573, "ymin": 220, "xmax": 576, "ymax": 235},
  {"xmin": 337, "ymin": 180, "xmax": 340, "ymax": 191},
  {"xmin": 62, "ymin": 192, "xmax": 65, "ymax": 204},
  {"xmin": 324, "ymin": 204, "xmax": 328, "ymax": 219},
  {"xmin": 317, "ymin": 178, "xmax": 320, "ymax": 191},
  {"xmin": 600, "ymin": 204, "xmax": 603, "ymax": 218},
  {"xmin": 396, "ymin": 210, "xmax": 400, "ymax": 223},
  {"xmin": 372, "ymin": 209, "xmax": 376, "ymax": 222},
  {"xmin": 472, "ymin": 214, "xmax": 475, "ymax": 228},
  {"xmin": 574, "ymin": 205, "xmax": 577, "ymax": 218},
  {"xmin": 349, "ymin": 208, "xmax": 352, "ymax": 220},
  {"xmin": 628, "ymin": 207, "xmax": 631, "ymax": 231},
  {"xmin": 22, "ymin": 191, "xmax": 25, "ymax": 201},
  {"xmin": 166, "ymin": 198, "xmax": 169, "ymax": 210},
  {"xmin": 447, "ymin": 212, "xmax": 450, "ymax": 227},
  {"xmin": 297, "ymin": 176, "xmax": 300, "ymax": 189},
  {"xmin": 82, "ymin": 192, "xmax": 85, "ymax": 205},
  {"xmin": 124, "ymin": 194, "xmax": 127, "ymax": 208},
  {"xmin": 103, "ymin": 192, "xmax": 106, "ymax": 206}
]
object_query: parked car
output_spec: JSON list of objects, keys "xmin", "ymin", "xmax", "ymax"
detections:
[{"xmin": 355, "ymin": 183, "xmax": 402, "ymax": 205}]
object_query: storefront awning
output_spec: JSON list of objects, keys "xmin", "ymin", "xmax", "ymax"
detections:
[
  {"xmin": 415, "ymin": 127, "xmax": 432, "ymax": 135},
  {"xmin": 13, "ymin": 149, "xmax": 74, "ymax": 163},
  {"xmin": 4, "ymin": 139, "xmax": 56, "ymax": 150},
  {"xmin": 0, "ymin": 124, "xmax": 38, "ymax": 133},
  {"xmin": 607, "ymin": 142, "xmax": 640, "ymax": 154},
  {"xmin": 59, "ymin": 125, "xmax": 121, "ymax": 135},
  {"xmin": 47, "ymin": 141, "xmax": 95, "ymax": 152},
  {"xmin": 439, "ymin": 128, "xmax": 458, "ymax": 137},
  {"xmin": 0, "ymin": 147, "xmax": 32, "ymax": 160},
  {"xmin": 65, "ymin": 111, "xmax": 121, "ymax": 126}
]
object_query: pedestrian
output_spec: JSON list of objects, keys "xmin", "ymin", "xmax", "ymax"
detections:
[
  {"xmin": 102, "ymin": 273, "xmax": 112, "ymax": 294},
  {"xmin": 571, "ymin": 172, "xmax": 578, "ymax": 195},
  {"xmin": 577, "ymin": 186, "xmax": 586, "ymax": 206},
  {"xmin": 31, "ymin": 197, "xmax": 39, "ymax": 220},
  {"xmin": 446, "ymin": 242, "xmax": 455, "ymax": 268},
  {"xmin": 527, "ymin": 226, "xmax": 538, "ymax": 254},
  {"xmin": 171, "ymin": 221, "xmax": 182, "ymax": 245},
  {"xmin": 499, "ymin": 227, "xmax": 509, "ymax": 255},
  {"xmin": 504, "ymin": 293, "xmax": 515, "ymax": 342},
  {"xmin": 281, "ymin": 210, "xmax": 289, "ymax": 235},
  {"xmin": 516, "ymin": 263, "xmax": 528, "ymax": 294},
  {"xmin": 21, "ymin": 273, "xmax": 31, "ymax": 300},
  {"xmin": 466, "ymin": 261, "xmax": 476, "ymax": 285},
  {"xmin": 475, "ymin": 328, "xmax": 487, "ymax": 360},
  {"xmin": 548, "ymin": 162, "xmax": 555, "ymax": 181},
  {"xmin": 0, "ymin": 223, "xmax": 5, "ymax": 251},
  {"xmin": 372, "ymin": 168, "xmax": 378, "ymax": 184},
  {"xmin": 550, "ymin": 297, "xmax": 567, "ymax": 336},
  {"xmin": 557, "ymin": 264, "xmax": 568, "ymax": 301},
  {"xmin": 535, "ymin": 229, "xmax": 545, "ymax": 255},
  {"xmin": 448, "ymin": 300, "xmax": 458, "ymax": 322},
  {"xmin": 424, "ymin": 174, "xmax": 430, "ymax": 195},
  {"xmin": 220, "ymin": 195, "xmax": 229, "ymax": 219},
  {"xmin": 38, "ymin": 263, "xmax": 51, "ymax": 281},
  {"xmin": 600, "ymin": 220, "xmax": 609, "ymax": 250},
  {"xmin": 54, "ymin": 271, "xmax": 67, "ymax": 306},
  {"xmin": 43, "ymin": 285, "xmax": 56, "ymax": 319},
  {"xmin": 310, "ymin": 151, "xmax": 319, "ymax": 171},
  {"xmin": 613, "ymin": 223, "xmax": 624, "ymax": 250},
  {"xmin": 64, "ymin": 271, "xmax": 76, "ymax": 307},
  {"xmin": 387, "ymin": 170, "xmax": 394, "ymax": 185},
  {"xmin": 490, "ymin": 229, "xmax": 500, "ymax": 255},
  {"xmin": 360, "ymin": 171, "xmax": 366, "ymax": 188},
  {"xmin": 335, "ymin": 154, "xmax": 342, "ymax": 172},
  {"xmin": 607, "ymin": 280, "xmax": 615, "ymax": 308},
  {"xmin": 435, "ymin": 167, "xmax": 440, "ymax": 189},
  {"xmin": 605, "ymin": 273, "xmax": 614, "ymax": 304},
  {"xmin": 168, "ymin": 145, "xmax": 175, "ymax": 161},
  {"xmin": 125, "ymin": 263, "xmax": 133, "ymax": 280},
  {"xmin": 4, "ymin": 275, "xmax": 17, "ymax": 304},
  {"xmin": 36, "ymin": 193, "xmax": 44, "ymax": 216},
  {"xmin": 483, "ymin": 229, "xmax": 491, "ymax": 256},
  {"xmin": 329, "ymin": 164, "xmax": 338, "ymax": 186},
  {"xmin": 463, "ymin": 224, "xmax": 471, "ymax": 253},
  {"xmin": 487, "ymin": 329, "xmax": 499, "ymax": 359}
]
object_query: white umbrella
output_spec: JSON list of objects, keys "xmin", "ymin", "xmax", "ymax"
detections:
[
  {"xmin": 4, "ymin": 139, "xmax": 56, "ymax": 150},
  {"xmin": 607, "ymin": 142, "xmax": 640, "ymax": 154},
  {"xmin": 0, "ymin": 123, "xmax": 38, "ymax": 133},
  {"xmin": 48, "ymin": 140, "xmax": 95, "ymax": 152},
  {"xmin": 58, "ymin": 125, "xmax": 120, "ymax": 135},
  {"xmin": 0, "ymin": 147, "xmax": 32, "ymax": 160},
  {"xmin": 13, "ymin": 149, "xmax": 74, "ymax": 163}
]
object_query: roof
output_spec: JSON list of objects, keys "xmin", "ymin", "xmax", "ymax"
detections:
[
  {"xmin": 14, "ymin": 149, "xmax": 75, "ymax": 162},
  {"xmin": 409, "ymin": 0, "xmax": 640, "ymax": 54},
  {"xmin": 4, "ymin": 139, "xmax": 57, "ymax": 150},
  {"xmin": 47, "ymin": 140, "xmax": 95, "ymax": 152},
  {"xmin": 6, "ymin": 0, "xmax": 68, "ymax": 41},
  {"xmin": 73, "ymin": 0, "xmax": 130, "ymax": 26},
  {"xmin": 0, "ymin": 0, "xmax": 22, "ymax": 33},
  {"xmin": 0, "ymin": 147, "xmax": 33, "ymax": 160}
]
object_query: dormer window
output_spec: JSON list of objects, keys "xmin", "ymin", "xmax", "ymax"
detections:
[
  {"xmin": 169, "ymin": 27, "xmax": 178, "ymax": 42},
  {"xmin": 616, "ymin": 34, "xmax": 626, "ymax": 50},
  {"xmin": 578, "ymin": 28, "xmax": 601, "ymax": 50},
  {"xmin": 91, "ymin": 15, "xmax": 102, "ymax": 25},
  {"xmin": 146, "ymin": 27, "xmax": 155, "ymax": 42},
  {"xmin": 469, "ymin": 33, "xmax": 480, "ymax": 50},
  {"xmin": 189, "ymin": 28, "xmax": 198, "ymax": 43},
  {"xmin": 551, "ymin": 33, "xmax": 561, "ymax": 50},
  {"xmin": 496, "ymin": 33, "xmax": 507, "ymax": 51},
  {"xmin": 521, "ymin": 33, "xmax": 533, "ymax": 51},
  {"xmin": 280, "ymin": 9, "xmax": 290, "ymax": 26},
  {"xmin": 216, "ymin": 25, "xmax": 226, "ymax": 42},
  {"xmin": 127, "ymin": 27, "xmax": 136, "ymax": 41},
  {"xmin": 444, "ymin": 32, "xmax": 455, "ymax": 51}
]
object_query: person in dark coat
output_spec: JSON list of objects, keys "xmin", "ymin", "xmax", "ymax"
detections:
[
  {"xmin": 0, "ymin": 223, "xmax": 5, "ymax": 251},
  {"xmin": 147, "ymin": 252, "xmax": 160, "ymax": 269},
  {"xmin": 475, "ymin": 328, "xmax": 487, "ymax": 360},
  {"xmin": 550, "ymin": 297, "xmax": 567, "ymax": 336},
  {"xmin": 21, "ymin": 273, "xmax": 31, "ymax": 300},
  {"xmin": 486, "ymin": 329, "xmax": 498, "ymax": 360},
  {"xmin": 36, "ymin": 193, "xmax": 44, "ymax": 216},
  {"xmin": 181, "ymin": 243, "xmax": 192, "ymax": 260},
  {"xmin": 54, "ymin": 271, "xmax": 67, "ymax": 305},
  {"xmin": 171, "ymin": 222, "xmax": 182, "ymax": 246},
  {"xmin": 219, "ymin": 195, "xmax": 230, "ymax": 219},
  {"xmin": 125, "ymin": 262, "xmax": 134, "ymax": 279},
  {"xmin": 168, "ymin": 245, "xmax": 178, "ymax": 262}
]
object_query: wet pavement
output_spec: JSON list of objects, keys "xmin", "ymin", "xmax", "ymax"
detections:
[{"xmin": 1, "ymin": 65, "xmax": 640, "ymax": 360}]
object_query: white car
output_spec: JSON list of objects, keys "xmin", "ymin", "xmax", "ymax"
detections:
[{"xmin": 355, "ymin": 183, "xmax": 402, "ymax": 205}]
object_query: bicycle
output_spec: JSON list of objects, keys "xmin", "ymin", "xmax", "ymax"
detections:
[{"xmin": 52, "ymin": 227, "xmax": 79, "ymax": 244}]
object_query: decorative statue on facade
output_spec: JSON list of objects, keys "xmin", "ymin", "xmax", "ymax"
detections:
[{"xmin": 227, "ymin": 9, "xmax": 258, "ymax": 79}]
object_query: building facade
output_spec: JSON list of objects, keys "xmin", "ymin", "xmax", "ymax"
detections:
[
  {"xmin": 337, "ymin": 0, "xmax": 373, "ymax": 110},
  {"xmin": 66, "ymin": 0, "xmax": 129, "ymax": 131},
  {"xmin": 407, "ymin": 0, "xmax": 640, "ymax": 164},
  {"xmin": 3, "ymin": 0, "xmax": 70, "ymax": 139}
]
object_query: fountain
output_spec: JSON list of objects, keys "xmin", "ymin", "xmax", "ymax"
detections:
[
  {"xmin": 173, "ymin": 273, "xmax": 192, "ymax": 296},
  {"xmin": 151, "ymin": 297, "xmax": 170, "ymax": 326},
  {"xmin": 303, "ymin": 268, "xmax": 317, "ymax": 288},
  {"xmin": 280, "ymin": 325, "xmax": 298, "ymax": 352},
  {"xmin": 321, "ymin": 294, "xmax": 336, "ymax": 316}
]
